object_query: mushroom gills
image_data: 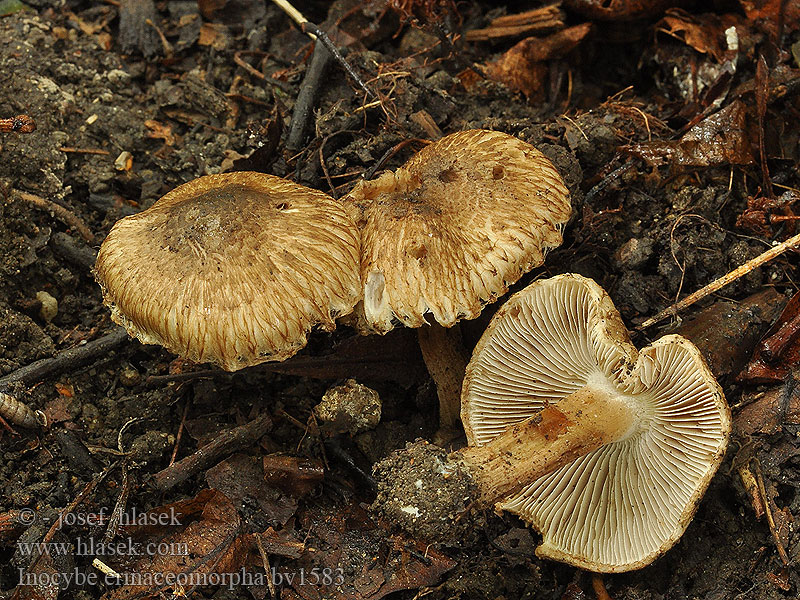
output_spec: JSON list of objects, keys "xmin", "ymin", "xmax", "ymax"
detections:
[
  {"xmin": 461, "ymin": 274, "xmax": 730, "ymax": 572},
  {"xmin": 459, "ymin": 376, "xmax": 639, "ymax": 506}
]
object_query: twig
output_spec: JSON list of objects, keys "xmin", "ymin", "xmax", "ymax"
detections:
[
  {"xmin": 302, "ymin": 22, "xmax": 374, "ymax": 99},
  {"xmin": 754, "ymin": 460, "xmax": 791, "ymax": 565},
  {"xmin": 318, "ymin": 129, "xmax": 360, "ymax": 197},
  {"xmin": 286, "ymin": 38, "xmax": 332, "ymax": 152},
  {"xmin": 583, "ymin": 160, "xmax": 632, "ymax": 204},
  {"xmin": 44, "ymin": 461, "xmax": 119, "ymax": 544},
  {"xmin": 145, "ymin": 17, "xmax": 172, "ymax": 57},
  {"xmin": 50, "ymin": 232, "xmax": 97, "ymax": 272},
  {"xmin": 103, "ymin": 464, "xmax": 130, "ymax": 543},
  {"xmin": 59, "ymin": 146, "xmax": 110, "ymax": 155},
  {"xmin": 14, "ymin": 190, "xmax": 96, "ymax": 244},
  {"xmin": 255, "ymin": 533, "xmax": 277, "ymax": 599},
  {"xmin": 169, "ymin": 399, "xmax": 191, "ymax": 467},
  {"xmin": 0, "ymin": 328, "xmax": 129, "ymax": 389},
  {"xmin": 756, "ymin": 55, "xmax": 774, "ymax": 199},
  {"xmin": 270, "ymin": 0, "xmax": 374, "ymax": 99},
  {"xmin": 465, "ymin": 4, "xmax": 564, "ymax": 42},
  {"xmin": 144, "ymin": 370, "xmax": 221, "ymax": 388},
  {"xmin": 638, "ymin": 231, "xmax": 800, "ymax": 330},
  {"xmin": 232, "ymin": 51, "xmax": 292, "ymax": 92},
  {"xmin": 270, "ymin": 0, "xmax": 309, "ymax": 34},
  {"xmin": 151, "ymin": 413, "xmax": 273, "ymax": 491}
]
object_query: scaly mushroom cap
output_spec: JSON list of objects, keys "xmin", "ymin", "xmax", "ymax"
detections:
[
  {"xmin": 350, "ymin": 130, "xmax": 571, "ymax": 333},
  {"xmin": 95, "ymin": 172, "xmax": 361, "ymax": 371},
  {"xmin": 462, "ymin": 274, "xmax": 730, "ymax": 572}
]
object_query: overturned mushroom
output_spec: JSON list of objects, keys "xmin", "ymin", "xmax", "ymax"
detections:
[
  {"xmin": 95, "ymin": 171, "xmax": 361, "ymax": 371},
  {"xmin": 349, "ymin": 130, "xmax": 572, "ymax": 437},
  {"xmin": 373, "ymin": 274, "xmax": 730, "ymax": 572}
]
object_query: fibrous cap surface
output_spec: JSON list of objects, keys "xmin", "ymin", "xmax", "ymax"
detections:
[
  {"xmin": 351, "ymin": 130, "xmax": 572, "ymax": 333},
  {"xmin": 95, "ymin": 171, "xmax": 361, "ymax": 371}
]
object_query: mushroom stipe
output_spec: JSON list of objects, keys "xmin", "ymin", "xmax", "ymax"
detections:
[{"xmin": 372, "ymin": 274, "xmax": 730, "ymax": 573}]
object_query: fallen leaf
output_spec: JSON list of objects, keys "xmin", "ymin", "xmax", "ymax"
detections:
[
  {"xmin": 564, "ymin": 0, "xmax": 689, "ymax": 20},
  {"xmin": 624, "ymin": 100, "xmax": 754, "ymax": 166},
  {"xmin": 485, "ymin": 24, "xmax": 592, "ymax": 100},
  {"xmin": 103, "ymin": 490, "xmax": 248, "ymax": 600},
  {"xmin": 735, "ymin": 382, "xmax": 800, "ymax": 436},
  {"xmin": 739, "ymin": 289, "xmax": 800, "ymax": 383},
  {"xmin": 262, "ymin": 454, "xmax": 325, "ymax": 497},
  {"xmin": 739, "ymin": 0, "xmax": 800, "ymax": 38},
  {"xmin": 143, "ymin": 119, "xmax": 176, "ymax": 146},
  {"xmin": 206, "ymin": 453, "xmax": 305, "ymax": 526},
  {"xmin": 281, "ymin": 504, "xmax": 456, "ymax": 600},
  {"xmin": 54, "ymin": 382, "xmax": 74, "ymax": 397},
  {"xmin": 657, "ymin": 9, "xmax": 743, "ymax": 62},
  {"xmin": 197, "ymin": 22, "xmax": 230, "ymax": 50}
]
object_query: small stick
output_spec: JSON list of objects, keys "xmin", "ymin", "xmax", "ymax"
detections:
[
  {"xmin": 151, "ymin": 413, "xmax": 273, "ymax": 491},
  {"xmin": 0, "ymin": 328, "xmax": 129, "ymax": 389},
  {"xmin": 0, "ymin": 115, "xmax": 36, "ymax": 133},
  {"xmin": 50, "ymin": 232, "xmax": 97, "ymax": 272},
  {"xmin": 286, "ymin": 38, "xmax": 332, "ymax": 151},
  {"xmin": 103, "ymin": 464, "xmax": 130, "ymax": 543},
  {"xmin": 362, "ymin": 138, "xmax": 431, "ymax": 181},
  {"xmin": 232, "ymin": 51, "xmax": 292, "ymax": 92},
  {"xmin": 754, "ymin": 460, "xmax": 791, "ymax": 565},
  {"xmin": 14, "ymin": 190, "xmax": 96, "ymax": 244},
  {"xmin": 270, "ymin": 0, "xmax": 374, "ymax": 98},
  {"xmin": 168, "ymin": 399, "xmax": 191, "ymax": 466},
  {"xmin": 92, "ymin": 558, "xmax": 121, "ymax": 580},
  {"xmin": 255, "ymin": 533, "xmax": 278, "ymax": 599},
  {"xmin": 302, "ymin": 22, "xmax": 374, "ymax": 99},
  {"xmin": 270, "ymin": 0, "xmax": 308, "ymax": 34},
  {"xmin": 59, "ymin": 147, "xmax": 110, "ymax": 155},
  {"xmin": 637, "ymin": 231, "xmax": 800, "ymax": 330}
]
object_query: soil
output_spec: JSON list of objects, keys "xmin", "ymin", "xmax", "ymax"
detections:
[{"xmin": 1, "ymin": 1, "xmax": 799, "ymax": 599}]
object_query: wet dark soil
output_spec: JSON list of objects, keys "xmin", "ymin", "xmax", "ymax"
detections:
[{"xmin": 1, "ymin": 1, "xmax": 799, "ymax": 599}]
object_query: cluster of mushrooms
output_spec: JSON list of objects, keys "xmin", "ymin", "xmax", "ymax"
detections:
[{"xmin": 95, "ymin": 129, "xmax": 731, "ymax": 573}]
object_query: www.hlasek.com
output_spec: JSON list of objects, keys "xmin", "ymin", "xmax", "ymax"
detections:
[
  {"xmin": 17, "ymin": 537, "xmax": 189, "ymax": 558},
  {"xmin": 19, "ymin": 567, "xmax": 346, "ymax": 590}
]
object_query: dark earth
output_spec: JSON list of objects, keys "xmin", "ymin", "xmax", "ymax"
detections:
[{"xmin": 1, "ymin": 0, "xmax": 799, "ymax": 599}]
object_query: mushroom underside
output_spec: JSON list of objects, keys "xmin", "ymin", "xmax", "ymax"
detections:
[{"xmin": 462, "ymin": 274, "xmax": 730, "ymax": 572}]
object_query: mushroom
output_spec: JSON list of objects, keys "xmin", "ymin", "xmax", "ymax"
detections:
[
  {"xmin": 94, "ymin": 171, "xmax": 361, "ymax": 371},
  {"xmin": 348, "ymin": 130, "xmax": 572, "ymax": 437},
  {"xmin": 373, "ymin": 274, "xmax": 730, "ymax": 572}
]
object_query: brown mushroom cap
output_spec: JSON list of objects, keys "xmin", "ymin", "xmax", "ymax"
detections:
[
  {"xmin": 95, "ymin": 172, "xmax": 361, "ymax": 371},
  {"xmin": 462, "ymin": 274, "xmax": 730, "ymax": 572},
  {"xmin": 350, "ymin": 130, "xmax": 572, "ymax": 333}
]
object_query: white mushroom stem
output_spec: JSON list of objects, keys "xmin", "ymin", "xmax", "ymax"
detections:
[
  {"xmin": 416, "ymin": 323, "xmax": 469, "ymax": 439},
  {"xmin": 457, "ymin": 383, "xmax": 635, "ymax": 507}
]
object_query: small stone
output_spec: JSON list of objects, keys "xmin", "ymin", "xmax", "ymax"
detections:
[
  {"xmin": 119, "ymin": 364, "xmax": 141, "ymax": 387},
  {"xmin": 36, "ymin": 291, "xmax": 58, "ymax": 322},
  {"xmin": 114, "ymin": 151, "xmax": 133, "ymax": 171},
  {"xmin": 614, "ymin": 237, "xmax": 654, "ymax": 270},
  {"xmin": 314, "ymin": 379, "xmax": 381, "ymax": 435},
  {"xmin": 128, "ymin": 431, "xmax": 174, "ymax": 465}
]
